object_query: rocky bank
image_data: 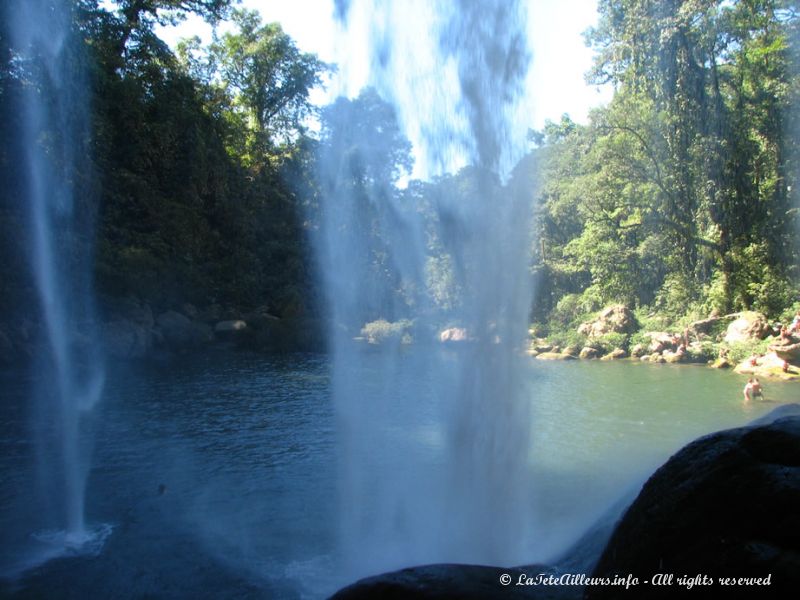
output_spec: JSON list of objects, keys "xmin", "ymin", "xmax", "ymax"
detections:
[
  {"xmin": 530, "ymin": 306, "xmax": 800, "ymax": 380},
  {"xmin": 0, "ymin": 295, "xmax": 324, "ymax": 365}
]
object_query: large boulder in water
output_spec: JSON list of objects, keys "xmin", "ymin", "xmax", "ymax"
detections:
[
  {"xmin": 577, "ymin": 305, "xmax": 638, "ymax": 339},
  {"xmin": 587, "ymin": 406, "xmax": 800, "ymax": 599},
  {"xmin": 723, "ymin": 311, "xmax": 770, "ymax": 344}
]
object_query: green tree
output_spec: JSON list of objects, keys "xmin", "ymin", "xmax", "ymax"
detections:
[
  {"xmin": 86, "ymin": 0, "xmax": 322, "ymax": 315},
  {"xmin": 208, "ymin": 9, "xmax": 326, "ymax": 162},
  {"xmin": 579, "ymin": 0, "xmax": 798, "ymax": 316}
]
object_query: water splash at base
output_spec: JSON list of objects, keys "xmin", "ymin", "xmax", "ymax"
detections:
[{"xmin": 2, "ymin": 523, "xmax": 113, "ymax": 581}]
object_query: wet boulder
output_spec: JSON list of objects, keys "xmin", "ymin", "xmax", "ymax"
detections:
[{"xmin": 579, "ymin": 347, "xmax": 600, "ymax": 359}]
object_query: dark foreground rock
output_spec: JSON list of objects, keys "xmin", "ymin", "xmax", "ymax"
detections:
[
  {"xmin": 587, "ymin": 405, "xmax": 800, "ymax": 599},
  {"xmin": 330, "ymin": 564, "xmax": 575, "ymax": 600}
]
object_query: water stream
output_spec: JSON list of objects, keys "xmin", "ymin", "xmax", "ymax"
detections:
[
  {"xmin": 6, "ymin": 0, "xmax": 107, "ymax": 571},
  {"xmin": 317, "ymin": 0, "xmax": 538, "ymax": 579}
]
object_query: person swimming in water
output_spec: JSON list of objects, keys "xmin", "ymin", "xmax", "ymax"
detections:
[{"xmin": 743, "ymin": 377, "xmax": 764, "ymax": 402}]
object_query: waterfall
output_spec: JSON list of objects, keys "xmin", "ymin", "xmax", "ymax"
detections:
[
  {"xmin": 6, "ymin": 0, "xmax": 107, "ymax": 560},
  {"xmin": 317, "ymin": 0, "xmax": 537, "ymax": 580}
]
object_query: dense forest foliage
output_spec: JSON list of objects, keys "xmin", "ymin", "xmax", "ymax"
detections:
[
  {"xmin": 531, "ymin": 0, "xmax": 800, "ymax": 336},
  {"xmin": 0, "ymin": 0, "xmax": 797, "ymax": 354},
  {"xmin": 0, "ymin": 0, "xmax": 324, "ymax": 326}
]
